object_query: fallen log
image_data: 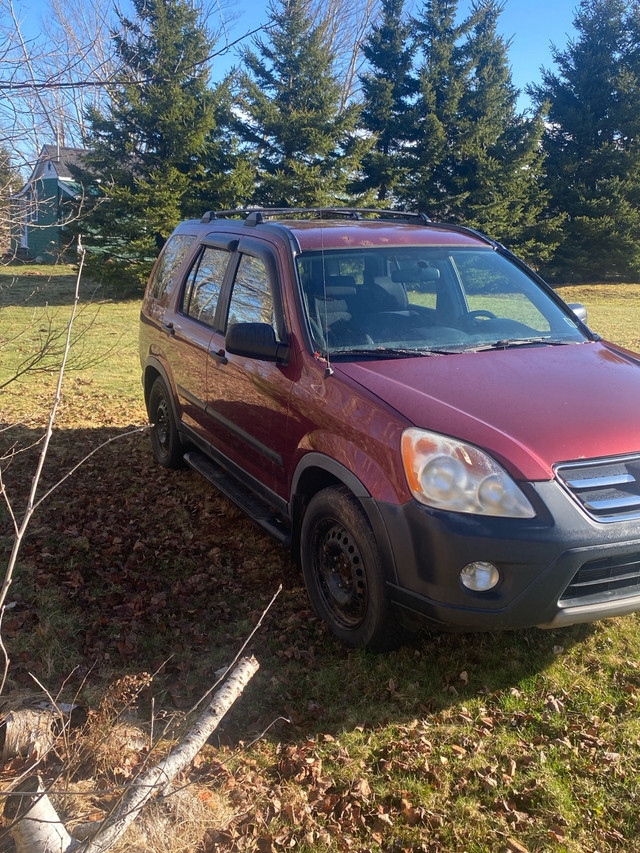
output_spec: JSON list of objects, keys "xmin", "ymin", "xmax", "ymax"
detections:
[
  {"xmin": 0, "ymin": 705, "xmax": 85, "ymax": 763},
  {"xmin": 79, "ymin": 654, "xmax": 259, "ymax": 853},
  {"xmin": 3, "ymin": 775, "xmax": 79, "ymax": 853},
  {"xmin": 0, "ymin": 710, "xmax": 57, "ymax": 763},
  {"xmin": 3, "ymin": 655, "xmax": 259, "ymax": 853}
]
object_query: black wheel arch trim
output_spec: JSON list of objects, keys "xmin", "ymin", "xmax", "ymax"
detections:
[{"xmin": 291, "ymin": 452, "xmax": 400, "ymax": 587}]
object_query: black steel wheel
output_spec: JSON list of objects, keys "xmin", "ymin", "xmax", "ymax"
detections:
[
  {"xmin": 148, "ymin": 377, "xmax": 183, "ymax": 468},
  {"xmin": 300, "ymin": 486, "xmax": 403, "ymax": 650}
]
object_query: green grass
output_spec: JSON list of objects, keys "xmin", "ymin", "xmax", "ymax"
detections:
[
  {"xmin": 0, "ymin": 263, "xmax": 145, "ymax": 425},
  {"xmin": 2, "ymin": 266, "xmax": 640, "ymax": 851},
  {"xmin": 557, "ymin": 282, "xmax": 640, "ymax": 352}
]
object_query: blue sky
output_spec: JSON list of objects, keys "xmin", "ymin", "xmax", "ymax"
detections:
[
  {"xmin": 19, "ymin": 0, "xmax": 579, "ymax": 112},
  {"xmin": 216, "ymin": 0, "xmax": 579, "ymax": 110}
]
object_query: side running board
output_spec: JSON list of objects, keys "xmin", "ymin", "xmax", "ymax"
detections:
[{"xmin": 183, "ymin": 451, "xmax": 291, "ymax": 547}]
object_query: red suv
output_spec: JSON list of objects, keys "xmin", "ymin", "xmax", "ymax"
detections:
[{"xmin": 140, "ymin": 209, "xmax": 640, "ymax": 649}]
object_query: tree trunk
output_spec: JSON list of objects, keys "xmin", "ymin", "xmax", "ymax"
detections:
[
  {"xmin": 0, "ymin": 709, "xmax": 57, "ymax": 762},
  {"xmin": 4, "ymin": 656, "xmax": 259, "ymax": 853}
]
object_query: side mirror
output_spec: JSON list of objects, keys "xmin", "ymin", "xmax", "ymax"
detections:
[
  {"xmin": 225, "ymin": 322, "xmax": 289, "ymax": 363},
  {"xmin": 567, "ymin": 303, "xmax": 588, "ymax": 324}
]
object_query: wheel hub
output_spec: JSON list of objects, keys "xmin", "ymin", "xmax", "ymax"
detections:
[
  {"xmin": 316, "ymin": 522, "xmax": 367, "ymax": 627},
  {"xmin": 156, "ymin": 399, "xmax": 170, "ymax": 448}
]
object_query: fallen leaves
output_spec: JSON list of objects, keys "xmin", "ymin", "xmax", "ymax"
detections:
[{"xmin": 5, "ymin": 364, "xmax": 640, "ymax": 852}]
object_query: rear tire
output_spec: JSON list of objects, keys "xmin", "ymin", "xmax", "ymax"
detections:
[
  {"xmin": 300, "ymin": 486, "xmax": 404, "ymax": 650},
  {"xmin": 148, "ymin": 377, "xmax": 183, "ymax": 469}
]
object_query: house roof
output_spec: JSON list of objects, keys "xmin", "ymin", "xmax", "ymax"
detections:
[
  {"xmin": 11, "ymin": 145, "xmax": 90, "ymax": 199},
  {"xmin": 36, "ymin": 145, "xmax": 89, "ymax": 181}
]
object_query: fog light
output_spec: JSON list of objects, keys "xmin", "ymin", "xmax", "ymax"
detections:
[{"xmin": 460, "ymin": 561, "xmax": 500, "ymax": 592}]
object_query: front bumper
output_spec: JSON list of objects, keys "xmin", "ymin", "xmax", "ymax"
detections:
[{"xmin": 375, "ymin": 480, "xmax": 640, "ymax": 630}]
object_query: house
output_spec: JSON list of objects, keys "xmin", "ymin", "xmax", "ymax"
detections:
[{"xmin": 10, "ymin": 145, "xmax": 88, "ymax": 261}]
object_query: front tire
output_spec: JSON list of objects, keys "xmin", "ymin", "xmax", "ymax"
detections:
[
  {"xmin": 300, "ymin": 486, "xmax": 403, "ymax": 650},
  {"xmin": 147, "ymin": 377, "xmax": 183, "ymax": 469}
]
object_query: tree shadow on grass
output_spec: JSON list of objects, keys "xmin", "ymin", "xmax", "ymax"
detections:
[
  {"xmin": 0, "ymin": 268, "xmax": 135, "ymax": 308},
  {"xmin": 0, "ymin": 419, "xmax": 604, "ymax": 741}
]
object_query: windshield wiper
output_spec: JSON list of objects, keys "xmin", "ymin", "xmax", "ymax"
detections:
[
  {"xmin": 329, "ymin": 346, "xmax": 456, "ymax": 359},
  {"xmin": 458, "ymin": 337, "xmax": 582, "ymax": 352}
]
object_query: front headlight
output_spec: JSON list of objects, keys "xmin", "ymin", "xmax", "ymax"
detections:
[{"xmin": 401, "ymin": 428, "xmax": 535, "ymax": 518}]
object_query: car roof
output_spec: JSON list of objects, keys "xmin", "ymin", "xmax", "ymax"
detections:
[
  {"xmin": 174, "ymin": 210, "xmax": 497, "ymax": 253},
  {"xmin": 276, "ymin": 219, "xmax": 489, "ymax": 252}
]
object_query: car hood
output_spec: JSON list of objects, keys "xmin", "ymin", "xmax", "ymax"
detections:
[{"xmin": 336, "ymin": 341, "xmax": 640, "ymax": 480}]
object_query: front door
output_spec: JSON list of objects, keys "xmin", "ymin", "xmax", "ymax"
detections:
[{"xmin": 205, "ymin": 238, "xmax": 296, "ymax": 499}]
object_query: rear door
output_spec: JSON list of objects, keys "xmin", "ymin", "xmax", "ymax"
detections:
[{"xmin": 166, "ymin": 234, "xmax": 237, "ymax": 438}]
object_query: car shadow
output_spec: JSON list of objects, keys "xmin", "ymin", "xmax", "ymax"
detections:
[{"xmin": 0, "ymin": 419, "xmax": 602, "ymax": 742}]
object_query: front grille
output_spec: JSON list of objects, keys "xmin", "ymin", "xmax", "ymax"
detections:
[
  {"xmin": 560, "ymin": 554, "xmax": 640, "ymax": 606},
  {"xmin": 555, "ymin": 454, "xmax": 640, "ymax": 522}
]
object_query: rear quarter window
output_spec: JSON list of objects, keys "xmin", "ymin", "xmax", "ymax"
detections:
[{"xmin": 147, "ymin": 234, "xmax": 196, "ymax": 300}]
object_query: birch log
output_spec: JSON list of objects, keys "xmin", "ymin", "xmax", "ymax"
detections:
[
  {"xmin": 4, "ymin": 776, "xmax": 79, "ymax": 853},
  {"xmin": 0, "ymin": 709, "xmax": 57, "ymax": 762},
  {"xmin": 77, "ymin": 654, "xmax": 259, "ymax": 853}
]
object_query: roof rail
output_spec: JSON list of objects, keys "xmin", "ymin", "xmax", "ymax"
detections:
[
  {"xmin": 201, "ymin": 209, "xmax": 257, "ymax": 223},
  {"xmin": 425, "ymin": 221, "xmax": 500, "ymax": 249},
  {"xmin": 198, "ymin": 208, "xmax": 502, "ymax": 249},
  {"xmin": 201, "ymin": 208, "xmax": 432, "ymax": 225}
]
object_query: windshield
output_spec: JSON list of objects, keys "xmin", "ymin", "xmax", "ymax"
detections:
[{"xmin": 296, "ymin": 246, "xmax": 588, "ymax": 357}]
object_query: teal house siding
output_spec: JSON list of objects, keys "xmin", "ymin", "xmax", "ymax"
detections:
[{"xmin": 10, "ymin": 145, "xmax": 87, "ymax": 261}]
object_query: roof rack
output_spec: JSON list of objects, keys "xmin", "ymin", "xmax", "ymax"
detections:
[
  {"xmin": 200, "ymin": 208, "xmax": 432, "ymax": 225},
  {"xmin": 198, "ymin": 207, "xmax": 499, "ymax": 249}
]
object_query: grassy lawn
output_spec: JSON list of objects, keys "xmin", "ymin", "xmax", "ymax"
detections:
[{"xmin": 1, "ymin": 265, "xmax": 640, "ymax": 852}]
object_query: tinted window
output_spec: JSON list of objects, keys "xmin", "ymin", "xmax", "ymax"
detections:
[
  {"xmin": 453, "ymin": 253, "xmax": 551, "ymax": 331},
  {"xmin": 227, "ymin": 254, "xmax": 275, "ymax": 328},
  {"xmin": 297, "ymin": 247, "xmax": 586, "ymax": 354},
  {"xmin": 183, "ymin": 246, "xmax": 231, "ymax": 328},
  {"xmin": 148, "ymin": 234, "xmax": 195, "ymax": 300}
]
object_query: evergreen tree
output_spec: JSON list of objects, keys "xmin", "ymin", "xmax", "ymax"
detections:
[
  {"xmin": 236, "ymin": 0, "xmax": 369, "ymax": 207},
  {"xmin": 403, "ymin": 0, "xmax": 556, "ymax": 264},
  {"xmin": 71, "ymin": 0, "xmax": 250, "ymax": 289},
  {"xmin": 358, "ymin": 0, "xmax": 417, "ymax": 202},
  {"xmin": 403, "ymin": 0, "xmax": 469, "ymax": 215},
  {"xmin": 531, "ymin": 0, "xmax": 640, "ymax": 281}
]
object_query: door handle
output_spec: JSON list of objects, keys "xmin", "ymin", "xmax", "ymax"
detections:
[
  {"xmin": 209, "ymin": 348, "xmax": 228, "ymax": 365},
  {"xmin": 162, "ymin": 321, "xmax": 175, "ymax": 336}
]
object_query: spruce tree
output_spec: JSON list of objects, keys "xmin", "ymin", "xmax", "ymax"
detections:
[
  {"xmin": 236, "ymin": 0, "xmax": 369, "ymax": 208},
  {"xmin": 403, "ymin": 0, "xmax": 469, "ymax": 217},
  {"xmin": 70, "ymin": 0, "xmax": 250, "ymax": 289},
  {"xmin": 403, "ymin": 0, "xmax": 556, "ymax": 265},
  {"xmin": 358, "ymin": 0, "xmax": 417, "ymax": 202},
  {"xmin": 531, "ymin": 0, "xmax": 640, "ymax": 281}
]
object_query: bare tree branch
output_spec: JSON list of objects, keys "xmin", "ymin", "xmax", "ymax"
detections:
[{"xmin": 0, "ymin": 239, "xmax": 85, "ymax": 693}]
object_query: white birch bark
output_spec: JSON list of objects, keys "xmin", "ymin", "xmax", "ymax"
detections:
[
  {"xmin": 77, "ymin": 655, "xmax": 259, "ymax": 853},
  {"xmin": 4, "ymin": 776, "xmax": 79, "ymax": 853},
  {"xmin": 5, "ymin": 656, "xmax": 259, "ymax": 853}
]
